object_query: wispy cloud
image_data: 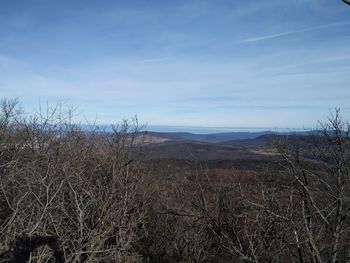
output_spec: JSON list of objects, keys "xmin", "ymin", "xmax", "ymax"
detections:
[
  {"xmin": 135, "ymin": 57, "xmax": 170, "ymax": 64},
  {"xmin": 241, "ymin": 21, "xmax": 350, "ymax": 43},
  {"xmin": 0, "ymin": 54, "xmax": 26, "ymax": 67}
]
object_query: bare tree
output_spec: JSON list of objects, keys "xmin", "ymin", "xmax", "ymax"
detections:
[
  {"xmin": 274, "ymin": 109, "xmax": 350, "ymax": 262},
  {"xmin": 0, "ymin": 99, "xmax": 149, "ymax": 263}
]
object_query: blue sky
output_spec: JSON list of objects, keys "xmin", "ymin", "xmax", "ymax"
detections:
[{"xmin": 1, "ymin": 0, "xmax": 350, "ymax": 128}]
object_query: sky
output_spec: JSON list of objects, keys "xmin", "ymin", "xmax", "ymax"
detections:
[{"xmin": 0, "ymin": 0, "xmax": 350, "ymax": 129}]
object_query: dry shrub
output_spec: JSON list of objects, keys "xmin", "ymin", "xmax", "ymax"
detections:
[{"xmin": 0, "ymin": 99, "xmax": 149, "ymax": 263}]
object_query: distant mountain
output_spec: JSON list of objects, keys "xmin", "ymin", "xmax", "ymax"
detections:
[
  {"xmin": 138, "ymin": 132, "xmax": 329, "ymax": 161},
  {"xmin": 139, "ymin": 140, "xmax": 272, "ymax": 160},
  {"xmin": 218, "ymin": 134, "xmax": 278, "ymax": 148},
  {"xmin": 145, "ymin": 130, "xmax": 313, "ymax": 143}
]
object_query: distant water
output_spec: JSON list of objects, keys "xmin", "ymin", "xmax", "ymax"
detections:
[{"xmin": 145, "ymin": 125, "xmax": 310, "ymax": 134}]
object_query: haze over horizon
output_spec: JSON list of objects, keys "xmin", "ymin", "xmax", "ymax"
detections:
[{"xmin": 1, "ymin": 0, "xmax": 350, "ymax": 128}]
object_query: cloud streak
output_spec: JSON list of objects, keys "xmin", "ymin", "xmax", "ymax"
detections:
[{"xmin": 241, "ymin": 21, "xmax": 350, "ymax": 43}]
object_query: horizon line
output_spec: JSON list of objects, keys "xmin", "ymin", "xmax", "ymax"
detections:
[{"xmin": 144, "ymin": 124, "xmax": 312, "ymax": 130}]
